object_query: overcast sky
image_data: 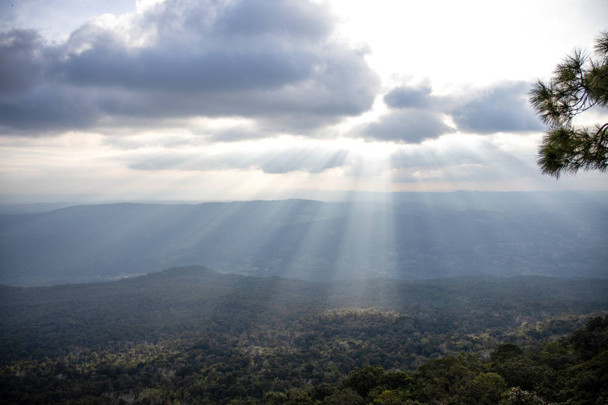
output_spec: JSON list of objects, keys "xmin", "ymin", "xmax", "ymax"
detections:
[{"xmin": 1, "ymin": 0, "xmax": 606, "ymax": 203}]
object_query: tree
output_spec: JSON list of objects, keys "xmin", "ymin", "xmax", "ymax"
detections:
[
  {"xmin": 530, "ymin": 30, "xmax": 608, "ymax": 177},
  {"xmin": 461, "ymin": 372, "xmax": 507, "ymax": 405}
]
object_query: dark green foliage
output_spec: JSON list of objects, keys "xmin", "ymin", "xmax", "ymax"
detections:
[
  {"xmin": 303, "ymin": 316, "xmax": 608, "ymax": 405},
  {"xmin": 0, "ymin": 268, "xmax": 607, "ymax": 403},
  {"xmin": 490, "ymin": 347, "xmax": 547, "ymax": 391},
  {"xmin": 322, "ymin": 388, "xmax": 365, "ymax": 405},
  {"xmin": 1, "ymin": 267, "xmax": 607, "ymax": 363},
  {"xmin": 461, "ymin": 372, "xmax": 507, "ymax": 405},
  {"xmin": 491, "ymin": 343, "xmax": 524, "ymax": 363},
  {"xmin": 530, "ymin": 31, "xmax": 608, "ymax": 177},
  {"xmin": 534, "ymin": 315, "xmax": 608, "ymax": 404},
  {"xmin": 569, "ymin": 314, "xmax": 608, "ymax": 360},
  {"xmin": 341, "ymin": 365, "xmax": 413, "ymax": 400}
]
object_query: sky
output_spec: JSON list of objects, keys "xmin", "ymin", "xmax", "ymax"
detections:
[{"xmin": 0, "ymin": 0, "xmax": 607, "ymax": 203}]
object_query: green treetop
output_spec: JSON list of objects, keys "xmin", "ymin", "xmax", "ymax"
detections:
[{"xmin": 530, "ymin": 30, "xmax": 608, "ymax": 177}]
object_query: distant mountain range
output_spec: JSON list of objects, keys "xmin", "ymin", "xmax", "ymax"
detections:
[{"xmin": 1, "ymin": 193, "xmax": 607, "ymax": 286}]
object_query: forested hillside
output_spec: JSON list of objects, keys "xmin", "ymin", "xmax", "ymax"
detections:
[
  {"xmin": 1, "ymin": 267, "xmax": 606, "ymax": 404},
  {"xmin": 272, "ymin": 316, "xmax": 608, "ymax": 404},
  {"xmin": 1, "ymin": 194, "xmax": 607, "ymax": 285}
]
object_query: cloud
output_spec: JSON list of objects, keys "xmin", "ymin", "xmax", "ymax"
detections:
[
  {"xmin": 353, "ymin": 81, "xmax": 543, "ymax": 143},
  {"xmin": 388, "ymin": 134, "xmax": 540, "ymax": 183},
  {"xmin": 126, "ymin": 144, "xmax": 348, "ymax": 174},
  {"xmin": 213, "ymin": 0, "xmax": 332, "ymax": 39},
  {"xmin": 0, "ymin": 30, "xmax": 45, "ymax": 95},
  {"xmin": 0, "ymin": 0, "xmax": 379, "ymax": 135},
  {"xmin": 358, "ymin": 110, "xmax": 454, "ymax": 143},
  {"xmin": 383, "ymin": 84, "xmax": 435, "ymax": 109},
  {"xmin": 451, "ymin": 81, "xmax": 544, "ymax": 134},
  {"xmin": 206, "ymin": 125, "xmax": 268, "ymax": 142},
  {"xmin": 389, "ymin": 134, "xmax": 535, "ymax": 170},
  {"xmin": 0, "ymin": 30, "xmax": 97, "ymax": 131}
]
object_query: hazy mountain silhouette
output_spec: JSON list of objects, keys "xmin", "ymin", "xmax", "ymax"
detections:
[{"xmin": 0, "ymin": 193, "xmax": 606, "ymax": 286}]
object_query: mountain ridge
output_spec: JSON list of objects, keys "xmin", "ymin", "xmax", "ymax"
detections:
[{"xmin": 1, "ymin": 197, "xmax": 607, "ymax": 285}]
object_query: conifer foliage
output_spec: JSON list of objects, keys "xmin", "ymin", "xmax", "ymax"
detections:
[{"xmin": 530, "ymin": 31, "xmax": 608, "ymax": 177}]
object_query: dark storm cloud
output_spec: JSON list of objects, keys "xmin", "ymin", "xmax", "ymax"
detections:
[
  {"xmin": 451, "ymin": 81, "xmax": 544, "ymax": 134},
  {"xmin": 0, "ymin": 0, "xmax": 379, "ymax": 135},
  {"xmin": 360, "ymin": 110, "xmax": 454, "ymax": 143}
]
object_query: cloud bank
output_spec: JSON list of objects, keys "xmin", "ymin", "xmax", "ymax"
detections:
[
  {"xmin": 4, "ymin": 0, "xmax": 597, "ymax": 194},
  {"xmin": 0, "ymin": 0, "xmax": 379, "ymax": 135},
  {"xmin": 356, "ymin": 81, "xmax": 543, "ymax": 144}
]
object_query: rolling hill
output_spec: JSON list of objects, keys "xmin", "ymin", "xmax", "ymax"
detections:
[{"xmin": 1, "ymin": 194, "xmax": 607, "ymax": 286}]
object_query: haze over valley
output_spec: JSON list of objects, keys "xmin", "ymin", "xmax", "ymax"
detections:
[{"xmin": 1, "ymin": 192, "xmax": 606, "ymax": 286}]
